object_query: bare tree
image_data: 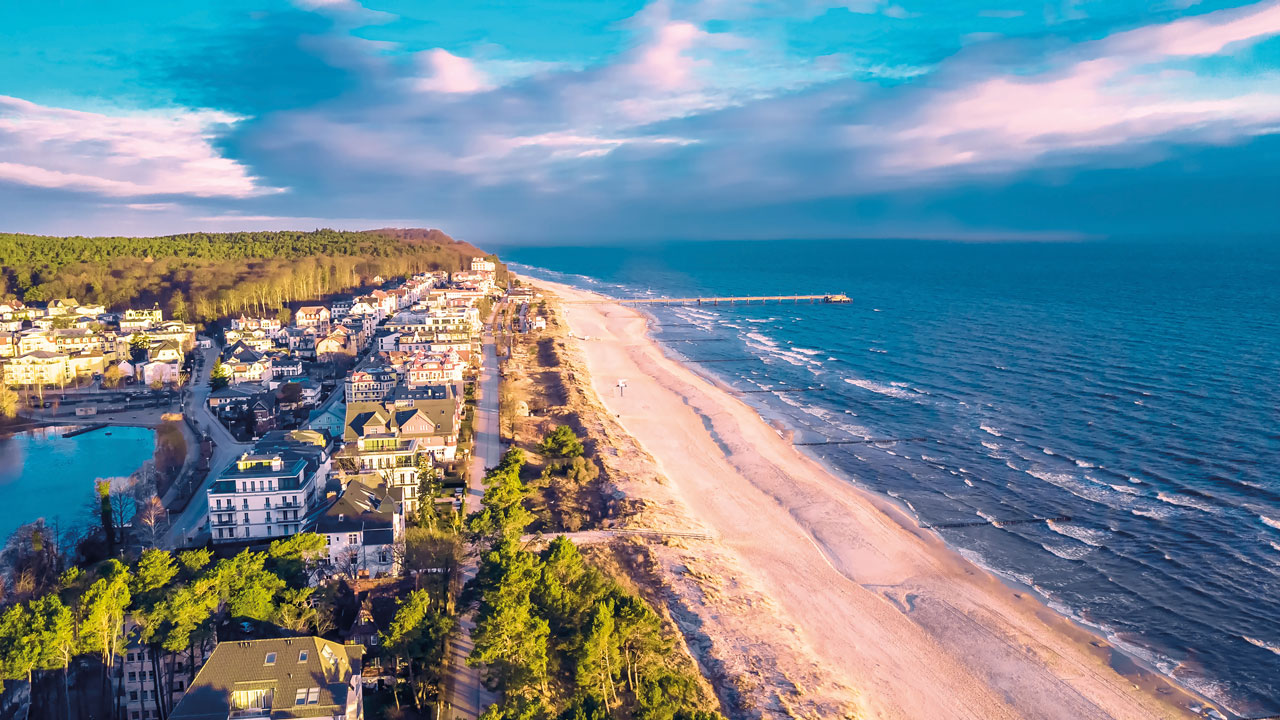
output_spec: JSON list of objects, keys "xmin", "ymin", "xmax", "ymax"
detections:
[{"xmin": 135, "ymin": 496, "xmax": 168, "ymax": 549}]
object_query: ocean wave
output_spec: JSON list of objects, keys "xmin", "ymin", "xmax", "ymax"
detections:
[
  {"xmin": 1155, "ymin": 491, "xmax": 1219, "ymax": 515},
  {"xmin": 1047, "ymin": 520, "xmax": 1108, "ymax": 547},
  {"xmin": 979, "ymin": 424, "xmax": 1004, "ymax": 438},
  {"xmin": 1027, "ymin": 469, "xmax": 1116, "ymax": 505},
  {"xmin": 1043, "ymin": 448, "xmax": 1055, "ymax": 456},
  {"xmin": 1042, "ymin": 542, "xmax": 1092, "ymax": 561},
  {"xmin": 981, "ymin": 441, "xmax": 1000, "ymax": 452},
  {"xmin": 1109, "ymin": 483, "xmax": 1141, "ymax": 495},
  {"xmin": 869, "ymin": 347, "xmax": 887, "ymax": 353},
  {"xmin": 1239, "ymin": 635, "xmax": 1280, "ymax": 653},
  {"xmin": 792, "ymin": 347, "xmax": 822, "ymax": 356},
  {"xmin": 1074, "ymin": 459, "xmax": 1095, "ymax": 468},
  {"xmin": 1260, "ymin": 515, "xmax": 1280, "ymax": 531},
  {"xmin": 744, "ymin": 331, "xmax": 778, "ymax": 347},
  {"xmin": 1132, "ymin": 507, "xmax": 1173, "ymax": 521},
  {"xmin": 843, "ymin": 377, "xmax": 921, "ymax": 401}
]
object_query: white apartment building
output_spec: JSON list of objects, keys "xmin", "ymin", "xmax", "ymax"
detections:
[{"xmin": 207, "ymin": 451, "xmax": 325, "ymax": 543}]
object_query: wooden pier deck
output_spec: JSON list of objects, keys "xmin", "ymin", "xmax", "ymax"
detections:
[{"xmin": 596, "ymin": 293, "xmax": 851, "ymax": 306}]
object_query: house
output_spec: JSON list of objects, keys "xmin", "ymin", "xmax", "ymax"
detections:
[
  {"xmin": 532, "ymin": 316, "xmax": 547, "ymax": 331},
  {"xmin": 250, "ymin": 391, "xmax": 279, "ymax": 435},
  {"xmin": 295, "ymin": 305, "xmax": 331, "ymax": 328},
  {"xmin": 0, "ymin": 332, "xmax": 16, "ymax": 358},
  {"xmin": 344, "ymin": 396, "xmax": 460, "ymax": 461},
  {"xmin": 307, "ymin": 401, "xmax": 346, "ymax": 438},
  {"xmin": 17, "ymin": 330, "xmax": 57, "ymax": 355},
  {"xmin": 207, "ymin": 386, "xmax": 257, "ymax": 416},
  {"xmin": 52, "ymin": 327, "xmax": 102, "ymax": 354},
  {"xmin": 149, "ymin": 339, "xmax": 184, "ymax": 364},
  {"xmin": 45, "ymin": 297, "xmax": 80, "ymax": 316},
  {"xmin": 231, "ymin": 315, "xmax": 282, "ymax": 333},
  {"xmin": 278, "ymin": 377, "xmax": 322, "ymax": 406},
  {"xmin": 121, "ymin": 306, "xmax": 163, "ymax": 331},
  {"xmin": 310, "ymin": 480, "xmax": 405, "ymax": 579},
  {"xmin": 344, "ymin": 367, "xmax": 397, "ymax": 403},
  {"xmin": 223, "ymin": 341, "xmax": 269, "ymax": 384},
  {"xmin": 207, "ymin": 442, "xmax": 326, "ymax": 544},
  {"xmin": 330, "ymin": 297, "xmax": 354, "ymax": 319},
  {"xmin": 269, "ymin": 354, "xmax": 304, "ymax": 380},
  {"xmin": 168, "ymin": 638, "xmax": 364, "ymax": 720}
]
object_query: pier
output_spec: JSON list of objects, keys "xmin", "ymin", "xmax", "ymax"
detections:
[
  {"xmin": 617, "ymin": 293, "xmax": 851, "ymax": 305},
  {"xmin": 62, "ymin": 422, "xmax": 108, "ymax": 438}
]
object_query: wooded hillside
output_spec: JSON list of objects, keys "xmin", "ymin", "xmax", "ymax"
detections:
[{"xmin": 0, "ymin": 229, "xmax": 497, "ymax": 323}]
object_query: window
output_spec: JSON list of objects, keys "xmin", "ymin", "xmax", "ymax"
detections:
[
  {"xmin": 244, "ymin": 513, "xmax": 250, "ymax": 523},
  {"xmin": 264, "ymin": 652, "xmax": 277, "ymax": 665},
  {"xmin": 267, "ymin": 525, "xmax": 272, "ymax": 536},
  {"xmin": 348, "ymin": 533, "xmax": 358, "ymax": 545},
  {"xmin": 307, "ymin": 688, "xmax": 321, "ymax": 704},
  {"xmin": 132, "ymin": 713, "xmax": 140, "ymax": 720},
  {"xmin": 264, "ymin": 497, "xmax": 271, "ymax": 508},
  {"xmin": 294, "ymin": 688, "xmax": 308, "ymax": 705},
  {"xmin": 175, "ymin": 680, "xmax": 184, "ymax": 690},
  {"xmin": 298, "ymin": 650, "xmax": 309, "ymax": 662},
  {"xmin": 129, "ymin": 690, "xmax": 138, "ymax": 700},
  {"xmin": 242, "ymin": 499, "xmax": 249, "ymax": 509},
  {"xmin": 231, "ymin": 688, "xmax": 272, "ymax": 710}
]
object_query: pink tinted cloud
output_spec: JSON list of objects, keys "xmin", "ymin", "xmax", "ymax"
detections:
[
  {"xmin": 415, "ymin": 49, "xmax": 491, "ymax": 94},
  {"xmin": 0, "ymin": 96, "xmax": 275, "ymax": 198},
  {"xmin": 876, "ymin": 2, "xmax": 1280, "ymax": 174}
]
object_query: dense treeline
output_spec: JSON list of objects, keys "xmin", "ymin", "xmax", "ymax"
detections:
[
  {"xmin": 0, "ymin": 228, "xmax": 497, "ymax": 323},
  {"xmin": 466, "ymin": 449, "xmax": 723, "ymax": 720},
  {"xmin": 0, "ymin": 531, "xmax": 334, "ymax": 720}
]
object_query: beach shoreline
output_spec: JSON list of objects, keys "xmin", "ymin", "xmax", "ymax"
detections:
[{"xmin": 527, "ymin": 274, "xmax": 1227, "ymax": 720}]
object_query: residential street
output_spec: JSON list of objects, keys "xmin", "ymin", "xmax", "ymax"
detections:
[
  {"xmin": 163, "ymin": 338, "xmax": 252, "ymax": 547},
  {"xmin": 445, "ymin": 325, "xmax": 502, "ymax": 719}
]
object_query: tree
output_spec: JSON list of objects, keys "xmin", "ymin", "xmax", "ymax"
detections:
[
  {"xmin": 210, "ymin": 357, "xmax": 231, "ymax": 390},
  {"xmin": 566, "ymin": 456, "xmax": 599, "ymax": 485},
  {"xmin": 276, "ymin": 307, "xmax": 292, "ymax": 326},
  {"xmin": 266, "ymin": 532, "xmax": 325, "ymax": 587},
  {"xmin": 577, "ymin": 600, "xmax": 620, "ymax": 708},
  {"xmin": 416, "ymin": 454, "xmax": 443, "ymax": 530},
  {"xmin": 0, "ymin": 384, "xmax": 17, "ymax": 418},
  {"xmin": 467, "ymin": 449, "xmax": 534, "ymax": 544},
  {"xmin": 470, "ymin": 541, "xmax": 550, "ymax": 698},
  {"xmin": 129, "ymin": 333, "xmax": 151, "ymax": 363},
  {"xmin": 540, "ymin": 425, "xmax": 584, "ymax": 459},
  {"xmin": 103, "ymin": 363, "xmax": 124, "ymax": 388},
  {"xmin": 96, "ymin": 479, "xmax": 116, "ymax": 555},
  {"xmin": 381, "ymin": 589, "xmax": 455, "ymax": 710},
  {"xmin": 132, "ymin": 548, "xmax": 178, "ymax": 603}
]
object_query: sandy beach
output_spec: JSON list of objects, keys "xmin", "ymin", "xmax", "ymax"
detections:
[{"xmin": 533, "ymin": 277, "xmax": 1219, "ymax": 720}]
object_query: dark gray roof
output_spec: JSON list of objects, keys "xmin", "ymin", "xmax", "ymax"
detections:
[
  {"xmin": 169, "ymin": 637, "xmax": 362, "ymax": 720},
  {"xmin": 310, "ymin": 481, "xmax": 397, "ymax": 536}
]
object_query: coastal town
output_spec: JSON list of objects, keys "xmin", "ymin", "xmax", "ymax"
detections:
[{"xmin": 0, "ymin": 254, "xmax": 615, "ymax": 720}]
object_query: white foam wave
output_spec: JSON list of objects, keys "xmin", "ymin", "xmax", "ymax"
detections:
[
  {"xmin": 792, "ymin": 347, "xmax": 822, "ymax": 356},
  {"xmin": 1042, "ymin": 542, "xmax": 1091, "ymax": 561},
  {"xmin": 1132, "ymin": 507, "xmax": 1173, "ymax": 521},
  {"xmin": 963, "ymin": 478, "xmax": 974, "ymax": 487},
  {"xmin": 981, "ymin": 441, "xmax": 1000, "ymax": 452},
  {"xmin": 843, "ymin": 378, "xmax": 919, "ymax": 401},
  {"xmin": 1043, "ymin": 448, "xmax": 1055, "ymax": 456},
  {"xmin": 1260, "ymin": 515, "xmax": 1280, "ymax": 531},
  {"xmin": 1074, "ymin": 459, "xmax": 1095, "ymax": 468},
  {"xmin": 979, "ymin": 424, "xmax": 1003, "ymax": 438},
  {"xmin": 1156, "ymin": 491, "xmax": 1218, "ymax": 514},
  {"xmin": 744, "ymin": 331, "xmax": 778, "ymax": 348},
  {"xmin": 1027, "ymin": 470, "xmax": 1115, "ymax": 505},
  {"xmin": 1244, "ymin": 636, "xmax": 1280, "ymax": 656},
  {"xmin": 1047, "ymin": 520, "xmax": 1108, "ymax": 547},
  {"xmin": 1128, "ymin": 476, "xmax": 1143, "ymax": 484},
  {"xmin": 1109, "ymin": 483, "xmax": 1141, "ymax": 495},
  {"xmin": 868, "ymin": 347, "xmax": 887, "ymax": 353}
]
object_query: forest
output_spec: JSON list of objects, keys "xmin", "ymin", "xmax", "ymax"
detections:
[{"xmin": 0, "ymin": 228, "xmax": 495, "ymax": 323}]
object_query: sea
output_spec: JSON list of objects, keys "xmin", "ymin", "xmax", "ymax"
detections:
[{"xmin": 496, "ymin": 237, "xmax": 1280, "ymax": 716}]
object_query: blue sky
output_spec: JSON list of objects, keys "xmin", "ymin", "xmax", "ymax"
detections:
[{"xmin": 2, "ymin": 0, "xmax": 1279, "ymax": 241}]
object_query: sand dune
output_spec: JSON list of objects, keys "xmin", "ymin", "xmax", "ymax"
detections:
[{"xmin": 537, "ymin": 278, "xmax": 1215, "ymax": 720}]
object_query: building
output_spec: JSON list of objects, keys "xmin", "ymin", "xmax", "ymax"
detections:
[
  {"xmin": 332, "ymin": 433, "xmax": 426, "ymax": 512},
  {"xmin": 231, "ymin": 316, "xmax": 282, "ymax": 333},
  {"xmin": 344, "ymin": 397, "xmax": 460, "ymax": 461},
  {"xmin": 344, "ymin": 367, "xmax": 397, "ymax": 403},
  {"xmin": 295, "ymin": 305, "xmax": 331, "ymax": 328},
  {"xmin": 121, "ymin": 306, "xmax": 164, "ymax": 331},
  {"xmin": 119, "ymin": 634, "xmax": 201, "ymax": 720},
  {"xmin": 169, "ymin": 637, "xmax": 364, "ymax": 720},
  {"xmin": 310, "ymin": 480, "xmax": 404, "ymax": 579},
  {"xmin": 207, "ymin": 443, "xmax": 327, "ymax": 544},
  {"xmin": 2, "ymin": 351, "xmax": 71, "ymax": 386},
  {"xmin": 223, "ymin": 341, "xmax": 269, "ymax": 384}
]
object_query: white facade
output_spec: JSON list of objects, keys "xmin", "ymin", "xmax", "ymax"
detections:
[{"xmin": 208, "ymin": 452, "xmax": 326, "ymax": 543}]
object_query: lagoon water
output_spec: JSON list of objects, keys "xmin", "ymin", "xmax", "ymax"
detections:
[
  {"xmin": 500, "ymin": 238, "xmax": 1280, "ymax": 716},
  {"xmin": 0, "ymin": 425, "xmax": 156, "ymax": 543}
]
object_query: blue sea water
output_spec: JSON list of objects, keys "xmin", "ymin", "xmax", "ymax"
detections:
[
  {"xmin": 0, "ymin": 425, "xmax": 156, "ymax": 542},
  {"xmin": 496, "ymin": 238, "xmax": 1280, "ymax": 716}
]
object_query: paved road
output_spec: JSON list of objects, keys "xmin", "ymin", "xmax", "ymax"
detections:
[
  {"xmin": 163, "ymin": 339, "xmax": 252, "ymax": 547},
  {"xmin": 445, "ymin": 327, "xmax": 502, "ymax": 719}
]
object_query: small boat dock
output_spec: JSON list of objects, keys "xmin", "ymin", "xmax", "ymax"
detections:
[{"xmin": 615, "ymin": 293, "xmax": 851, "ymax": 306}]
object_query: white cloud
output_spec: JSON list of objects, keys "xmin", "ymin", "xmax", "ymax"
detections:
[
  {"xmin": 0, "ymin": 96, "xmax": 278, "ymax": 198},
  {"xmin": 414, "ymin": 49, "xmax": 492, "ymax": 94}
]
